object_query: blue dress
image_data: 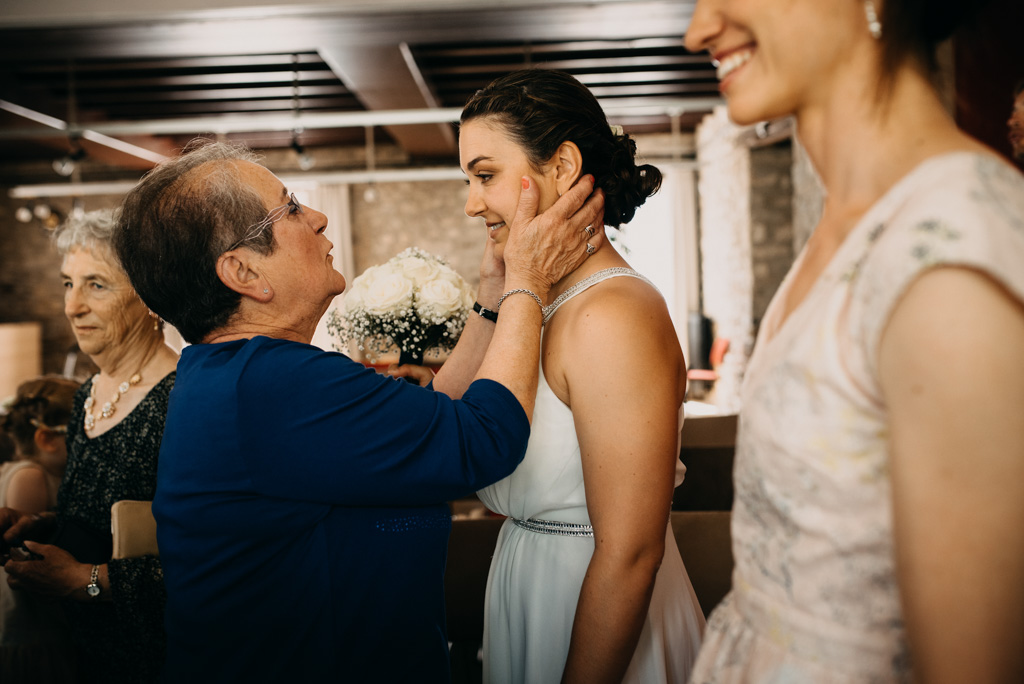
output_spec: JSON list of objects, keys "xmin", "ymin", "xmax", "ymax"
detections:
[{"xmin": 156, "ymin": 336, "xmax": 529, "ymax": 683}]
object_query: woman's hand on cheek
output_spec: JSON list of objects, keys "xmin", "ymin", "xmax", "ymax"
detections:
[{"xmin": 504, "ymin": 175, "xmax": 605, "ymax": 291}]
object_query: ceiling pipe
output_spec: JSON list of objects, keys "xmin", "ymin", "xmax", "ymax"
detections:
[
  {"xmin": 0, "ymin": 99, "xmax": 170, "ymax": 163},
  {"xmin": 0, "ymin": 97, "xmax": 724, "ymax": 139},
  {"xmin": 8, "ymin": 159, "xmax": 701, "ymax": 199}
]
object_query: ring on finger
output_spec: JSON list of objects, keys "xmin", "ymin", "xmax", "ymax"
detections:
[
  {"xmin": 585, "ymin": 242, "xmax": 596, "ymax": 255},
  {"xmin": 583, "ymin": 225, "xmax": 595, "ymax": 237}
]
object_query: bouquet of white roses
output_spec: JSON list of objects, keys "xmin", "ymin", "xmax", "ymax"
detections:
[{"xmin": 327, "ymin": 247, "xmax": 474, "ymax": 364}]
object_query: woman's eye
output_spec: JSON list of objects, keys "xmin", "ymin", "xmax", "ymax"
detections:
[{"xmin": 476, "ymin": 174, "xmax": 493, "ymax": 183}]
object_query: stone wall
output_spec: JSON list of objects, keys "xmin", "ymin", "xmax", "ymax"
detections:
[
  {"xmin": 349, "ymin": 180, "xmax": 485, "ymax": 288},
  {"xmin": 695, "ymin": 107, "xmax": 753, "ymax": 414},
  {"xmin": 749, "ymin": 141, "xmax": 795, "ymax": 327}
]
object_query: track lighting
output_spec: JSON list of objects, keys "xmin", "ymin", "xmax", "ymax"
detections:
[{"xmin": 53, "ymin": 146, "xmax": 86, "ymax": 177}]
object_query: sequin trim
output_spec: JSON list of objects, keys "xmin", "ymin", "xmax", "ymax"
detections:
[
  {"xmin": 375, "ymin": 513, "xmax": 453, "ymax": 533},
  {"xmin": 512, "ymin": 517, "xmax": 594, "ymax": 537},
  {"xmin": 542, "ymin": 267, "xmax": 657, "ymax": 324}
]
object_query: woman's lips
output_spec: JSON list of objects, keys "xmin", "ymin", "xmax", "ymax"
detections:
[{"xmin": 713, "ymin": 46, "xmax": 755, "ymax": 92}]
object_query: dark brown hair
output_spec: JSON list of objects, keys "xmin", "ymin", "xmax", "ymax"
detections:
[
  {"xmin": 461, "ymin": 69, "xmax": 662, "ymax": 227},
  {"xmin": 1, "ymin": 375, "xmax": 80, "ymax": 457},
  {"xmin": 878, "ymin": 0, "xmax": 989, "ymax": 80}
]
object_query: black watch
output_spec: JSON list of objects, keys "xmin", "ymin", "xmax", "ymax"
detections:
[{"xmin": 473, "ymin": 301, "xmax": 498, "ymax": 323}]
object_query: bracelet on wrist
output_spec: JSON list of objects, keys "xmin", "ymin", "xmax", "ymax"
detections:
[
  {"xmin": 497, "ymin": 288, "xmax": 544, "ymax": 311},
  {"xmin": 472, "ymin": 301, "xmax": 499, "ymax": 323}
]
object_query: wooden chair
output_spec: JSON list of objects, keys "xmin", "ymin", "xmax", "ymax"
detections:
[
  {"xmin": 673, "ymin": 414, "xmax": 738, "ymax": 511},
  {"xmin": 671, "ymin": 510, "xmax": 733, "ymax": 618}
]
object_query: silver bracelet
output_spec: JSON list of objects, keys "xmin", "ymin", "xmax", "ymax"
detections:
[{"xmin": 497, "ymin": 288, "xmax": 544, "ymax": 312}]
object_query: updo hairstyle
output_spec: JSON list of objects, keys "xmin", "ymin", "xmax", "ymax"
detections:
[
  {"xmin": 461, "ymin": 69, "xmax": 662, "ymax": 228},
  {"xmin": 0, "ymin": 375, "xmax": 80, "ymax": 458}
]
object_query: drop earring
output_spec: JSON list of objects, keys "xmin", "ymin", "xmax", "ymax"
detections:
[{"xmin": 864, "ymin": 0, "xmax": 882, "ymax": 40}]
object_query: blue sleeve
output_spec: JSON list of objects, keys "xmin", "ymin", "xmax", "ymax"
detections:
[{"xmin": 235, "ymin": 340, "xmax": 527, "ymax": 506}]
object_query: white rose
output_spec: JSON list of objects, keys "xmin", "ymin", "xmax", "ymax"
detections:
[
  {"xmin": 363, "ymin": 269, "xmax": 414, "ymax": 314},
  {"xmin": 342, "ymin": 265, "xmax": 381, "ymax": 311},
  {"xmin": 394, "ymin": 255, "xmax": 442, "ymax": 287},
  {"xmin": 418, "ymin": 279, "xmax": 464, "ymax": 318}
]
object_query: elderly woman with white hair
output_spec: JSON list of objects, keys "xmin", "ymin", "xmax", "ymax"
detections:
[{"xmin": 0, "ymin": 209, "xmax": 178, "ymax": 684}]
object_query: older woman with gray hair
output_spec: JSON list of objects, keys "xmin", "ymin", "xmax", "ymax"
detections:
[
  {"xmin": 0, "ymin": 209, "xmax": 178, "ymax": 684},
  {"xmin": 110, "ymin": 139, "xmax": 603, "ymax": 682}
]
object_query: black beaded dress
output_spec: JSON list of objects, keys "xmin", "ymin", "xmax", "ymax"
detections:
[{"xmin": 55, "ymin": 372, "xmax": 175, "ymax": 684}]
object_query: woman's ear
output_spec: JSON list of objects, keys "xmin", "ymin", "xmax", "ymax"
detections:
[
  {"xmin": 215, "ymin": 252, "xmax": 272, "ymax": 302},
  {"xmin": 553, "ymin": 141, "xmax": 583, "ymax": 197}
]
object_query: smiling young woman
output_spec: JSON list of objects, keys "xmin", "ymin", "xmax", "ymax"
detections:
[
  {"xmin": 683, "ymin": 1, "xmax": 1024, "ymax": 683},
  {"xmin": 454, "ymin": 69, "xmax": 705, "ymax": 684}
]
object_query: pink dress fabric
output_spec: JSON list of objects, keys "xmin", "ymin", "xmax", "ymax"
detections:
[{"xmin": 689, "ymin": 152, "xmax": 1024, "ymax": 684}]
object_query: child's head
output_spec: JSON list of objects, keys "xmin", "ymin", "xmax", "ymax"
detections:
[{"xmin": 1, "ymin": 375, "xmax": 80, "ymax": 459}]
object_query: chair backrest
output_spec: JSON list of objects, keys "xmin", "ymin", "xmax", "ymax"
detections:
[
  {"xmin": 671, "ymin": 510, "xmax": 733, "ymax": 618},
  {"xmin": 674, "ymin": 414, "xmax": 738, "ymax": 511},
  {"xmin": 111, "ymin": 499, "xmax": 159, "ymax": 559}
]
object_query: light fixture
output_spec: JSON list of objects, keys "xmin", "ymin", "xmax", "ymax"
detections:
[
  {"xmin": 289, "ymin": 55, "xmax": 315, "ymax": 172},
  {"xmin": 291, "ymin": 130, "xmax": 315, "ymax": 171},
  {"xmin": 53, "ymin": 145, "xmax": 86, "ymax": 177},
  {"xmin": 15, "ymin": 206, "xmax": 33, "ymax": 223}
]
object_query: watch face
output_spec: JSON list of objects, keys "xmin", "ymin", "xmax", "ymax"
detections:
[{"xmin": 86, "ymin": 584, "xmax": 101, "ymax": 597}]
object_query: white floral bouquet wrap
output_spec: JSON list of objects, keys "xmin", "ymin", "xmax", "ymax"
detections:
[{"xmin": 327, "ymin": 247, "xmax": 474, "ymax": 364}]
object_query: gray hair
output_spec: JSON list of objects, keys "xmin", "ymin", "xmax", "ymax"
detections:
[
  {"xmin": 112, "ymin": 139, "xmax": 273, "ymax": 344},
  {"xmin": 53, "ymin": 208, "xmax": 117, "ymax": 256}
]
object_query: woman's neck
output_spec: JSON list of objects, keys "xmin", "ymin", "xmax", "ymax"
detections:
[
  {"xmin": 795, "ymin": 63, "xmax": 979, "ymax": 224},
  {"xmin": 95, "ymin": 329, "xmax": 174, "ymax": 383},
  {"xmin": 547, "ymin": 242, "xmax": 629, "ymax": 305}
]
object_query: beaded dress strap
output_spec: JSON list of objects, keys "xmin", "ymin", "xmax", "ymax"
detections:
[{"xmin": 542, "ymin": 267, "xmax": 657, "ymax": 324}]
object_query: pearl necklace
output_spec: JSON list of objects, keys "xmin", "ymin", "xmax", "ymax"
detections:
[{"xmin": 83, "ymin": 372, "xmax": 142, "ymax": 433}]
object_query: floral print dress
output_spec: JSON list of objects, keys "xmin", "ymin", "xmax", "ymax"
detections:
[{"xmin": 689, "ymin": 153, "xmax": 1024, "ymax": 684}]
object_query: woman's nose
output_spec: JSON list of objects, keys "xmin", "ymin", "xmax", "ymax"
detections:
[
  {"xmin": 684, "ymin": 0, "xmax": 725, "ymax": 54},
  {"xmin": 464, "ymin": 187, "xmax": 485, "ymax": 218},
  {"xmin": 64, "ymin": 287, "xmax": 87, "ymax": 318}
]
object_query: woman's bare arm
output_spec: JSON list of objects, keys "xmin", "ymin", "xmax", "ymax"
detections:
[
  {"xmin": 880, "ymin": 267, "xmax": 1024, "ymax": 684},
  {"xmin": 555, "ymin": 281, "xmax": 687, "ymax": 684}
]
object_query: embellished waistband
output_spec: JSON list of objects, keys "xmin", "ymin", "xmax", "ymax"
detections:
[{"xmin": 511, "ymin": 517, "xmax": 594, "ymax": 537}]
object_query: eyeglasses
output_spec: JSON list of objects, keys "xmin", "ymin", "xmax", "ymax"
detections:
[{"xmin": 225, "ymin": 193, "xmax": 304, "ymax": 252}]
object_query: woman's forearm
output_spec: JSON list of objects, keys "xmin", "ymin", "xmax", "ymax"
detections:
[
  {"xmin": 561, "ymin": 547, "xmax": 663, "ymax": 684},
  {"xmin": 474, "ymin": 283, "xmax": 545, "ymax": 421},
  {"xmin": 431, "ymin": 313, "xmax": 497, "ymax": 399}
]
